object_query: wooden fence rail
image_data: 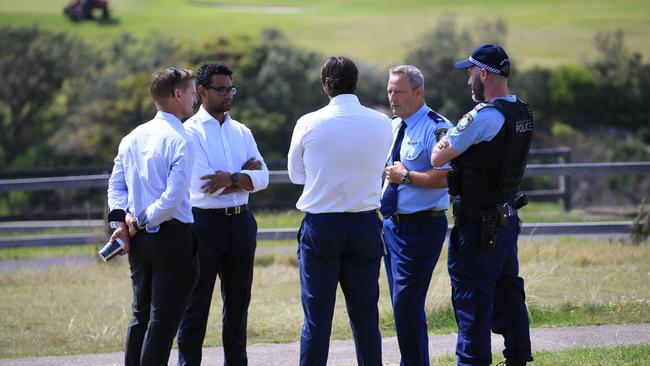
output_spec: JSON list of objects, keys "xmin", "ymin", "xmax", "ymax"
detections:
[{"xmin": 1, "ymin": 162, "xmax": 648, "ymax": 192}]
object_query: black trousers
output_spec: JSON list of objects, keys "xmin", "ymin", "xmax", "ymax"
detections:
[
  {"xmin": 177, "ymin": 209, "xmax": 257, "ymax": 366},
  {"xmin": 124, "ymin": 220, "xmax": 198, "ymax": 366}
]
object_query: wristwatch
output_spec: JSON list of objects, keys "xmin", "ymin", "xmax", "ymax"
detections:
[
  {"xmin": 133, "ymin": 217, "xmax": 146, "ymax": 231},
  {"xmin": 400, "ymin": 169, "xmax": 411, "ymax": 184},
  {"xmin": 230, "ymin": 172, "xmax": 240, "ymax": 185}
]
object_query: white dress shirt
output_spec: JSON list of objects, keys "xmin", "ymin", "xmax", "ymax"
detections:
[
  {"xmin": 288, "ymin": 94, "xmax": 393, "ymax": 213},
  {"xmin": 184, "ymin": 105, "xmax": 269, "ymax": 209},
  {"xmin": 107, "ymin": 111, "xmax": 194, "ymax": 232}
]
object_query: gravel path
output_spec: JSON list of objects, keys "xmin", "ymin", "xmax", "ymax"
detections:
[{"xmin": 1, "ymin": 323, "xmax": 648, "ymax": 365}]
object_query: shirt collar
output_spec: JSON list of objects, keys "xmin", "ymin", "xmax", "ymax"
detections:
[
  {"xmin": 401, "ymin": 103, "xmax": 429, "ymax": 127},
  {"xmin": 488, "ymin": 95, "xmax": 517, "ymax": 103},
  {"xmin": 155, "ymin": 111, "xmax": 184, "ymax": 128},
  {"xmin": 328, "ymin": 94, "xmax": 360, "ymax": 106},
  {"xmin": 196, "ymin": 105, "xmax": 231, "ymax": 125}
]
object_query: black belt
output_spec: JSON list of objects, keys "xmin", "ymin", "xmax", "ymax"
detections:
[
  {"xmin": 307, "ymin": 209, "xmax": 377, "ymax": 217},
  {"xmin": 159, "ymin": 218, "xmax": 190, "ymax": 227},
  {"xmin": 389, "ymin": 209, "xmax": 446, "ymax": 223},
  {"xmin": 192, "ymin": 204, "xmax": 248, "ymax": 216},
  {"xmin": 463, "ymin": 205, "xmax": 517, "ymax": 221}
]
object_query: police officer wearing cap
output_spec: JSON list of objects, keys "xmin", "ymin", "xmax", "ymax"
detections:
[
  {"xmin": 381, "ymin": 65, "xmax": 453, "ymax": 366},
  {"xmin": 177, "ymin": 62, "xmax": 269, "ymax": 366},
  {"xmin": 431, "ymin": 45, "xmax": 534, "ymax": 366}
]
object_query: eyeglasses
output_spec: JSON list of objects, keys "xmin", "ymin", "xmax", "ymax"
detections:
[
  {"xmin": 205, "ymin": 85, "xmax": 238, "ymax": 96},
  {"xmin": 169, "ymin": 67, "xmax": 181, "ymax": 96}
]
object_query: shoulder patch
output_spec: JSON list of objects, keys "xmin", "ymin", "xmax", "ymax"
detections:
[
  {"xmin": 435, "ymin": 128, "xmax": 448, "ymax": 142},
  {"xmin": 457, "ymin": 112, "xmax": 474, "ymax": 131}
]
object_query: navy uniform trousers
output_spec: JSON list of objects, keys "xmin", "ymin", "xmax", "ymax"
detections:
[
  {"xmin": 383, "ymin": 215, "xmax": 447, "ymax": 366},
  {"xmin": 298, "ymin": 210, "xmax": 384, "ymax": 366},
  {"xmin": 448, "ymin": 216, "xmax": 533, "ymax": 366},
  {"xmin": 177, "ymin": 209, "xmax": 257, "ymax": 366},
  {"xmin": 125, "ymin": 220, "xmax": 198, "ymax": 366}
]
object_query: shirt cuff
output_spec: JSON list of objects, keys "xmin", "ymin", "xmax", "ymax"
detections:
[{"xmin": 107, "ymin": 209, "xmax": 126, "ymax": 223}]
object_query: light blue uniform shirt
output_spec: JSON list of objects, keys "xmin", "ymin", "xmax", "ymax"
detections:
[
  {"xmin": 447, "ymin": 95, "xmax": 517, "ymax": 154},
  {"xmin": 382, "ymin": 104, "xmax": 453, "ymax": 214},
  {"xmin": 107, "ymin": 111, "xmax": 195, "ymax": 232}
]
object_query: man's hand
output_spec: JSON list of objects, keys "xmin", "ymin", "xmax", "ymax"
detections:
[
  {"xmin": 109, "ymin": 222, "xmax": 131, "ymax": 255},
  {"xmin": 200, "ymin": 171, "xmax": 232, "ymax": 194},
  {"xmin": 125, "ymin": 213, "xmax": 139, "ymax": 238},
  {"xmin": 385, "ymin": 161, "xmax": 408, "ymax": 184},
  {"xmin": 436, "ymin": 135, "xmax": 450, "ymax": 150},
  {"xmin": 221, "ymin": 186, "xmax": 242, "ymax": 194},
  {"xmin": 242, "ymin": 158, "xmax": 262, "ymax": 171}
]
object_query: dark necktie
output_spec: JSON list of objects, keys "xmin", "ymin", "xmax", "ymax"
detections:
[{"xmin": 380, "ymin": 121, "xmax": 407, "ymax": 217}]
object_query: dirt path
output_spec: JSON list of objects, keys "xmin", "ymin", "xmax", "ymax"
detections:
[{"xmin": 1, "ymin": 323, "xmax": 648, "ymax": 365}]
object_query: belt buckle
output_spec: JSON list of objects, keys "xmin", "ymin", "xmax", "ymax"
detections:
[{"xmin": 226, "ymin": 205, "xmax": 242, "ymax": 216}]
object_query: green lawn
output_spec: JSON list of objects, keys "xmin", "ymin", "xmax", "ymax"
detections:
[
  {"xmin": 0, "ymin": 0, "xmax": 648, "ymax": 68},
  {"xmin": 1, "ymin": 236, "xmax": 649, "ymax": 358},
  {"xmin": 431, "ymin": 344, "xmax": 650, "ymax": 365}
]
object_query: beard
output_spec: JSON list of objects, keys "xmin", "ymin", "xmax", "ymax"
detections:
[
  {"xmin": 471, "ymin": 78, "xmax": 485, "ymax": 103},
  {"xmin": 208, "ymin": 99, "xmax": 232, "ymax": 115}
]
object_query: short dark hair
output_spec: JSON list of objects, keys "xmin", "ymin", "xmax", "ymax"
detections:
[
  {"xmin": 196, "ymin": 62, "xmax": 233, "ymax": 87},
  {"xmin": 320, "ymin": 56, "xmax": 358, "ymax": 97},
  {"xmin": 150, "ymin": 67, "xmax": 194, "ymax": 102}
]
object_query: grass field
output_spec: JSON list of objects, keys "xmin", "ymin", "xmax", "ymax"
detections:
[
  {"xmin": 1, "ymin": 236, "xmax": 649, "ymax": 359},
  {"xmin": 431, "ymin": 344, "xmax": 650, "ymax": 365},
  {"xmin": 0, "ymin": 0, "xmax": 648, "ymax": 68}
]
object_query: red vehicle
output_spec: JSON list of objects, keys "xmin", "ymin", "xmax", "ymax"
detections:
[{"xmin": 63, "ymin": 0, "xmax": 109, "ymax": 21}]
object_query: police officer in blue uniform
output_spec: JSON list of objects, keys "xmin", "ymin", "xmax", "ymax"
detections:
[
  {"xmin": 381, "ymin": 65, "xmax": 453, "ymax": 366},
  {"xmin": 431, "ymin": 45, "xmax": 534, "ymax": 366}
]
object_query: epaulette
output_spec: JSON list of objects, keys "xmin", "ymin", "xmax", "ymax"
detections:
[
  {"xmin": 391, "ymin": 115, "xmax": 399, "ymax": 120},
  {"xmin": 428, "ymin": 109, "xmax": 449, "ymax": 141},
  {"xmin": 427, "ymin": 110, "xmax": 448, "ymax": 124},
  {"xmin": 474, "ymin": 102, "xmax": 495, "ymax": 113}
]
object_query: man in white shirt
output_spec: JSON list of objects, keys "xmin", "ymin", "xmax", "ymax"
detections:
[
  {"xmin": 177, "ymin": 62, "xmax": 269, "ymax": 366},
  {"xmin": 107, "ymin": 66, "xmax": 198, "ymax": 366},
  {"xmin": 288, "ymin": 56, "xmax": 393, "ymax": 366}
]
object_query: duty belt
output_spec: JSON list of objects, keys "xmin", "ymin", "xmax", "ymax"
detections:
[{"xmin": 462, "ymin": 204, "xmax": 517, "ymax": 221}]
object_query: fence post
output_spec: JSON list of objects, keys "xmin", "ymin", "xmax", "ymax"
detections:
[{"xmin": 559, "ymin": 149, "xmax": 572, "ymax": 211}]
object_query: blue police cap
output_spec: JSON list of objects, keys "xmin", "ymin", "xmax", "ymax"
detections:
[{"xmin": 454, "ymin": 44, "xmax": 510, "ymax": 77}]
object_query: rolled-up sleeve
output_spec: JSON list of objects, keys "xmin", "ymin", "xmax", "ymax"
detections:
[{"xmin": 241, "ymin": 129, "xmax": 269, "ymax": 192}]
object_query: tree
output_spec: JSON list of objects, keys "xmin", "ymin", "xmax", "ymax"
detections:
[
  {"xmin": 407, "ymin": 15, "xmax": 508, "ymax": 120},
  {"xmin": 52, "ymin": 33, "xmax": 182, "ymax": 163},
  {"xmin": 587, "ymin": 30, "xmax": 650, "ymax": 130},
  {"xmin": 0, "ymin": 27, "xmax": 88, "ymax": 168}
]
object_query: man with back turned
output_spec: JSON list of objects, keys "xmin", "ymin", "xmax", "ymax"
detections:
[{"xmin": 288, "ymin": 56, "xmax": 392, "ymax": 365}]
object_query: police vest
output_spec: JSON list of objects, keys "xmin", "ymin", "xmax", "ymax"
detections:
[{"xmin": 451, "ymin": 99, "xmax": 534, "ymax": 208}]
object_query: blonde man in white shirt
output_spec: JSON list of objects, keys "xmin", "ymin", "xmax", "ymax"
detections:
[
  {"xmin": 107, "ymin": 66, "xmax": 198, "ymax": 366},
  {"xmin": 288, "ymin": 56, "xmax": 393, "ymax": 366},
  {"xmin": 177, "ymin": 62, "xmax": 269, "ymax": 366}
]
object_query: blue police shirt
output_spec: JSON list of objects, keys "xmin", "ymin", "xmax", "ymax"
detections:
[
  {"xmin": 383, "ymin": 103, "xmax": 453, "ymax": 214},
  {"xmin": 447, "ymin": 95, "xmax": 517, "ymax": 154}
]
